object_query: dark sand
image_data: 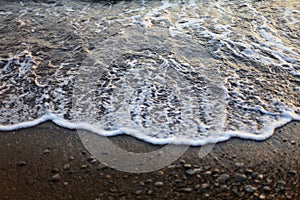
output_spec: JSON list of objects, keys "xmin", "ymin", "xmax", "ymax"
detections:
[{"xmin": 0, "ymin": 121, "xmax": 299, "ymax": 200}]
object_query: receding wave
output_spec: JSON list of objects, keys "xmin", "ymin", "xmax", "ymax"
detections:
[{"xmin": 0, "ymin": 0, "xmax": 299, "ymax": 145}]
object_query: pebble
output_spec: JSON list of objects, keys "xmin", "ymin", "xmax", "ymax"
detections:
[
  {"xmin": 212, "ymin": 168, "xmax": 221, "ymax": 174},
  {"xmin": 157, "ymin": 171, "xmax": 164, "ymax": 175},
  {"xmin": 245, "ymin": 185, "xmax": 257, "ymax": 193},
  {"xmin": 89, "ymin": 159, "xmax": 97, "ymax": 164},
  {"xmin": 167, "ymin": 165, "xmax": 176, "ymax": 169},
  {"xmin": 252, "ymin": 172, "xmax": 259, "ymax": 178},
  {"xmin": 220, "ymin": 185, "xmax": 229, "ymax": 191},
  {"xmin": 235, "ymin": 162, "xmax": 244, "ymax": 167},
  {"xmin": 259, "ymin": 194, "xmax": 266, "ymax": 199},
  {"xmin": 258, "ymin": 174, "xmax": 264, "ymax": 179},
  {"xmin": 50, "ymin": 174, "xmax": 61, "ymax": 182},
  {"xmin": 135, "ymin": 190, "xmax": 142, "ymax": 195},
  {"xmin": 245, "ymin": 169, "xmax": 253, "ymax": 175},
  {"xmin": 174, "ymin": 179, "xmax": 182, "ymax": 184},
  {"xmin": 17, "ymin": 160, "xmax": 27, "ymax": 167},
  {"xmin": 51, "ymin": 168, "xmax": 59, "ymax": 173},
  {"xmin": 234, "ymin": 173, "xmax": 247, "ymax": 182},
  {"xmin": 201, "ymin": 183, "xmax": 210, "ymax": 189},
  {"xmin": 63, "ymin": 163, "xmax": 71, "ymax": 171},
  {"xmin": 218, "ymin": 174, "xmax": 230, "ymax": 182},
  {"xmin": 178, "ymin": 188, "xmax": 192, "ymax": 193},
  {"xmin": 183, "ymin": 164, "xmax": 192, "ymax": 169},
  {"xmin": 63, "ymin": 181, "xmax": 69, "ymax": 186},
  {"xmin": 291, "ymin": 140, "xmax": 296, "ymax": 145},
  {"xmin": 154, "ymin": 181, "xmax": 163, "ymax": 187},
  {"xmin": 186, "ymin": 168, "xmax": 201, "ymax": 175},
  {"xmin": 145, "ymin": 179, "xmax": 152, "ymax": 184},
  {"xmin": 179, "ymin": 159, "xmax": 186, "ymax": 164},
  {"xmin": 287, "ymin": 170, "xmax": 297, "ymax": 176},
  {"xmin": 81, "ymin": 164, "xmax": 88, "ymax": 169},
  {"xmin": 139, "ymin": 181, "xmax": 145, "ymax": 186},
  {"xmin": 87, "ymin": 156, "xmax": 96, "ymax": 163},
  {"xmin": 254, "ymin": 179, "xmax": 260, "ymax": 183},
  {"xmin": 204, "ymin": 171, "xmax": 212, "ymax": 175},
  {"xmin": 262, "ymin": 186, "xmax": 271, "ymax": 193},
  {"xmin": 277, "ymin": 180, "xmax": 286, "ymax": 187},
  {"xmin": 194, "ymin": 184, "xmax": 200, "ymax": 190},
  {"xmin": 42, "ymin": 149, "xmax": 51, "ymax": 154},
  {"xmin": 69, "ymin": 156, "xmax": 74, "ymax": 161}
]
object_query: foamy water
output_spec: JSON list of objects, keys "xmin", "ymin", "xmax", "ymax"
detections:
[{"xmin": 0, "ymin": 0, "xmax": 299, "ymax": 145}]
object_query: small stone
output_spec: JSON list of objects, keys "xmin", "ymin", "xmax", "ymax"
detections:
[
  {"xmin": 220, "ymin": 185, "xmax": 229, "ymax": 191},
  {"xmin": 212, "ymin": 168, "xmax": 221, "ymax": 174},
  {"xmin": 259, "ymin": 194, "xmax": 266, "ymax": 199},
  {"xmin": 252, "ymin": 172, "xmax": 259, "ymax": 178},
  {"xmin": 186, "ymin": 169, "xmax": 195, "ymax": 175},
  {"xmin": 277, "ymin": 180, "xmax": 286, "ymax": 187},
  {"xmin": 218, "ymin": 174, "xmax": 230, "ymax": 182},
  {"xmin": 186, "ymin": 168, "xmax": 201, "ymax": 175},
  {"xmin": 183, "ymin": 164, "xmax": 192, "ymax": 169},
  {"xmin": 245, "ymin": 185, "xmax": 257, "ymax": 193},
  {"xmin": 234, "ymin": 173, "xmax": 247, "ymax": 182},
  {"xmin": 167, "ymin": 165, "xmax": 176, "ymax": 169},
  {"xmin": 87, "ymin": 156, "xmax": 96, "ymax": 162},
  {"xmin": 287, "ymin": 170, "xmax": 297, "ymax": 176},
  {"xmin": 50, "ymin": 174, "xmax": 61, "ymax": 182},
  {"xmin": 157, "ymin": 171, "xmax": 164, "ymax": 175},
  {"xmin": 235, "ymin": 162, "xmax": 244, "ymax": 167},
  {"xmin": 254, "ymin": 179, "xmax": 260, "ymax": 183},
  {"xmin": 17, "ymin": 160, "xmax": 27, "ymax": 167},
  {"xmin": 69, "ymin": 156, "xmax": 74, "ymax": 161},
  {"xmin": 194, "ymin": 184, "xmax": 200, "ymax": 190},
  {"xmin": 63, "ymin": 181, "xmax": 69, "ymax": 186},
  {"xmin": 262, "ymin": 186, "xmax": 271, "ymax": 193},
  {"xmin": 204, "ymin": 171, "xmax": 212, "ymax": 175},
  {"xmin": 179, "ymin": 159, "xmax": 186, "ymax": 164},
  {"xmin": 81, "ymin": 150, "xmax": 87, "ymax": 155},
  {"xmin": 154, "ymin": 181, "xmax": 163, "ymax": 187},
  {"xmin": 51, "ymin": 168, "xmax": 59, "ymax": 173},
  {"xmin": 135, "ymin": 189, "xmax": 142, "ymax": 195},
  {"xmin": 201, "ymin": 183, "xmax": 209, "ymax": 189},
  {"xmin": 174, "ymin": 179, "xmax": 182, "ymax": 184},
  {"xmin": 245, "ymin": 169, "xmax": 253, "ymax": 175},
  {"xmin": 139, "ymin": 181, "xmax": 145, "ymax": 186},
  {"xmin": 179, "ymin": 188, "xmax": 192, "ymax": 193},
  {"xmin": 258, "ymin": 174, "xmax": 264, "ymax": 179},
  {"xmin": 145, "ymin": 179, "xmax": 152, "ymax": 184},
  {"xmin": 291, "ymin": 140, "xmax": 296, "ymax": 145},
  {"xmin": 89, "ymin": 159, "xmax": 97, "ymax": 164},
  {"xmin": 42, "ymin": 149, "xmax": 51, "ymax": 154},
  {"xmin": 63, "ymin": 163, "xmax": 71, "ymax": 171},
  {"xmin": 81, "ymin": 164, "xmax": 88, "ymax": 169}
]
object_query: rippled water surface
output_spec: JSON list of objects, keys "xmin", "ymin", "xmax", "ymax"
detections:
[{"xmin": 0, "ymin": 0, "xmax": 299, "ymax": 145}]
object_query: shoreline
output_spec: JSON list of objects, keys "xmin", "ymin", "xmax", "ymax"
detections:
[{"xmin": 0, "ymin": 121, "xmax": 299, "ymax": 199}]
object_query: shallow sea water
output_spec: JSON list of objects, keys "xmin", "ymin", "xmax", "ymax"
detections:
[{"xmin": 0, "ymin": 0, "xmax": 299, "ymax": 145}]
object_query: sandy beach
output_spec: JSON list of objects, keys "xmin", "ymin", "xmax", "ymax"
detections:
[{"xmin": 0, "ymin": 121, "xmax": 299, "ymax": 200}]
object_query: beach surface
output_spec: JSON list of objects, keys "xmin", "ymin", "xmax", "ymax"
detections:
[{"xmin": 0, "ymin": 121, "xmax": 299, "ymax": 200}]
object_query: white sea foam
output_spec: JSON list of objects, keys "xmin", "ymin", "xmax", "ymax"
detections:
[{"xmin": 0, "ymin": 0, "xmax": 299, "ymax": 146}]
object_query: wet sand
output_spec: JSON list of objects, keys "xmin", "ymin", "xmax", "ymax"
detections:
[{"xmin": 0, "ymin": 121, "xmax": 299, "ymax": 200}]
